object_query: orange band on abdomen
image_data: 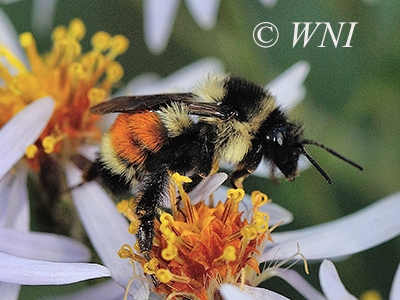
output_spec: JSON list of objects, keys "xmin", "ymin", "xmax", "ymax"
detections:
[{"xmin": 110, "ymin": 112, "xmax": 167, "ymax": 165}]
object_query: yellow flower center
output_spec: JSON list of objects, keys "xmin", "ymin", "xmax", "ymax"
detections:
[
  {"xmin": 118, "ymin": 173, "xmax": 272, "ymax": 300},
  {"xmin": 0, "ymin": 19, "xmax": 128, "ymax": 170}
]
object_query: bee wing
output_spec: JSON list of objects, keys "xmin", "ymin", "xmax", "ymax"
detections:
[
  {"xmin": 90, "ymin": 94, "xmax": 233, "ymax": 119},
  {"xmin": 186, "ymin": 103, "xmax": 234, "ymax": 119},
  {"xmin": 90, "ymin": 93, "xmax": 194, "ymax": 114}
]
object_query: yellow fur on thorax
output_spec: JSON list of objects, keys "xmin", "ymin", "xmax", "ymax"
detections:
[
  {"xmin": 214, "ymin": 120, "xmax": 253, "ymax": 164},
  {"xmin": 157, "ymin": 102, "xmax": 193, "ymax": 138},
  {"xmin": 249, "ymin": 93, "xmax": 277, "ymax": 130},
  {"xmin": 213, "ymin": 94, "xmax": 277, "ymax": 164},
  {"xmin": 192, "ymin": 74, "xmax": 227, "ymax": 103}
]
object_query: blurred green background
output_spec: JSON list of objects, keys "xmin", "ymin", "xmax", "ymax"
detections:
[{"xmin": 2, "ymin": 0, "xmax": 400, "ymax": 299}]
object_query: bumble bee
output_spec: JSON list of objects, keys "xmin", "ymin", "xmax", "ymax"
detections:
[{"xmin": 88, "ymin": 74, "xmax": 362, "ymax": 256}]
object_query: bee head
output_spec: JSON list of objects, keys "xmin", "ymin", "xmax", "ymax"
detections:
[
  {"xmin": 264, "ymin": 123, "xmax": 303, "ymax": 181},
  {"xmin": 261, "ymin": 109, "xmax": 363, "ymax": 184}
]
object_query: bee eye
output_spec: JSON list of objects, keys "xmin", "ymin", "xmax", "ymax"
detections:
[
  {"xmin": 266, "ymin": 127, "xmax": 289, "ymax": 164},
  {"xmin": 273, "ymin": 131, "xmax": 284, "ymax": 146},
  {"xmin": 267, "ymin": 127, "xmax": 286, "ymax": 147}
]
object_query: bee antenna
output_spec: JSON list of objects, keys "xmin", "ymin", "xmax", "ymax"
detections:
[
  {"xmin": 302, "ymin": 139, "xmax": 363, "ymax": 171},
  {"xmin": 300, "ymin": 146, "xmax": 333, "ymax": 185}
]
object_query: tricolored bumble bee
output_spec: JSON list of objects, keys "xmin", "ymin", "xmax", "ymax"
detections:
[{"xmin": 88, "ymin": 74, "xmax": 362, "ymax": 257}]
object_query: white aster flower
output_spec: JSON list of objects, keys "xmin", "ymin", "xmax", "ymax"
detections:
[
  {"xmin": 319, "ymin": 260, "xmax": 358, "ymax": 300},
  {"xmin": 0, "ymin": 0, "xmax": 57, "ymax": 38},
  {"xmin": 0, "ymin": 99, "xmax": 110, "ymax": 299},
  {"xmin": 0, "ymin": 13, "xmax": 130, "ymax": 205},
  {"xmin": 63, "ymin": 166, "xmax": 400, "ymax": 299},
  {"xmin": 144, "ymin": 0, "xmax": 220, "ymax": 53},
  {"xmin": 265, "ymin": 191, "xmax": 400, "ymax": 262},
  {"xmin": 143, "ymin": 0, "xmax": 281, "ymax": 53},
  {"xmin": 319, "ymin": 259, "xmax": 400, "ymax": 300}
]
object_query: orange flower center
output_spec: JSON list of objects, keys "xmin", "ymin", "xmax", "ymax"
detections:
[
  {"xmin": 118, "ymin": 173, "xmax": 272, "ymax": 300},
  {"xmin": 0, "ymin": 19, "xmax": 129, "ymax": 171}
]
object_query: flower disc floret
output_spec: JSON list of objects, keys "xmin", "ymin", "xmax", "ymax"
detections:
[
  {"xmin": 119, "ymin": 173, "xmax": 272, "ymax": 300},
  {"xmin": 0, "ymin": 19, "xmax": 129, "ymax": 171}
]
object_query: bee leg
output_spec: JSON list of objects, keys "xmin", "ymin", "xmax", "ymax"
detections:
[
  {"xmin": 229, "ymin": 168, "xmax": 251, "ymax": 189},
  {"xmin": 136, "ymin": 167, "xmax": 169, "ymax": 255},
  {"xmin": 182, "ymin": 173, "xmax": 205, "ymax": 192},
  {"xmin": 229, "ymin": 141, "xmax": 263, "ymax": 189},
  {"xmin": 179, "ymin": 151, "xmax": 214, "ymax": 217}
]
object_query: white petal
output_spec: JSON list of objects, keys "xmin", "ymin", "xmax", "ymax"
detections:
[
  {"xmin": 258, "ymin": 202, "xmax": 293, "ymax": 226},
  {"xmin": 0, "ymin": 282, "xmax": 20, "ymax": 300},
  {"xmin": 32, "ymin": 0, "xmax": 57, "ymax": 37},
  {"xmin": 319, "ymin": 260, "xmax": 357, "ymax": 300},
  {"xmin": 0, "ymin": 228, "xmax": 91, "ymax": 262},
  {"xmin": 272, "ymin": 268, "xmax": 326, "ymax": 300},
  {"xmin": 0, "ymin": 8, "xmax": 27, "ymax": 66},
  {"xmin": 77, "ymin": 144, "xmax": 100, "ymax": 162},
  {"xmin": 149, "ymin": 292, "xmax": 164, "ymax": 300},
  {"xmin": 266, "ymin": 60, "xmax": 310, "ymax": 110},
  {"xmin": 144, "ymin": 0, "xmax": 180, "ymax": 54},
  {"xmin": 126, "ymin": 279, "xmax": 152, "ymax": 300},
  {"xmin": 390, "ymin": 263, "xmax": 400, "ymax": 300},
  {"xmin": 65, "ymin": 163, "xmax": 149, "ymax": 298},
  {"xmin": 262, "ymin": 191, "xmax": 400, "ymax": 261},
  {"xmin": 119, "ymin": 73, "xmax": 160, "ymax": 96},
  {"xmin": 189, "ymin": 173, "xmax": 228, "ymax": 204},
  {"xmin": 49, "ymin": 280, "xmax": 125, "ymax": 300},
  {"xmin": 0, "ymin": 251, "xmax": 110, "ymax": 285},
  {"xmin": 124, "ymin": 57, "xmax": 224, "ymax": 95},
  {"xmin": 0, "ymin": 97, "xmax": 55, "ymax": 180},
  {"xmin": 0, "ymin": 166, "xmax": 29, "ymax": 230},
  {"xmin": 90, "ymin": 113, "xmax": 117, "ymax": 133},
  {"xmin": 219, "ymin": 284, "xmax": 290, "ymax": 300},
  {"xmin": 185, "ymin": 0, "xmax": 220, "ymax": 29}
]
